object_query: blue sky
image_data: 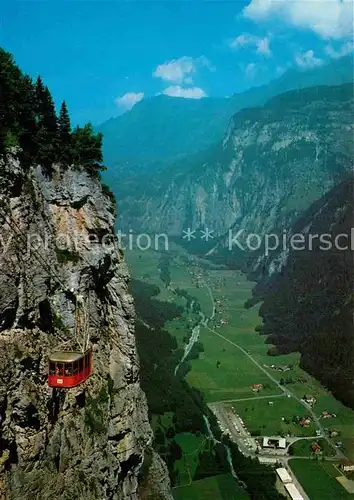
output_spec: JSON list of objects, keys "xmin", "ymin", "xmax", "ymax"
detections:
[{"xmin": 1, "ymin": 1, "xmax": 352, "ymax": 125}]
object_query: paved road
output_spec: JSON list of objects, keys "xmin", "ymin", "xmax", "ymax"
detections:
[
  {"xmin": 201, "ymin": 284, "xmax": 345, "ymax": 461},
  {"xmin": 210, "ymin": 401, "xmax": 255, "ymax": 457},
  {"xmin": 211, "ymin": 393, "xmax": 286, "ymax": 404},
  {"xmin": 209, "ymin": 402, "xmax": 318, "ymax": 500},
  {"xmin": 187, "ymin": 261, "xmax": 347, "ymax": 497}
]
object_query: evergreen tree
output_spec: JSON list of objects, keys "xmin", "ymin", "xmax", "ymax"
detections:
[
  {"xmin": 0, "ymin": 49, "xmax": 105, "ymax": 176},
  {"xmin": 71, "ymin": 123, "xmax": 105, "ymax": 176},
  {"xmin": 35, "ymin": 76, "xmax": 46, "ymax": 116},
  {"xmin": 42, "ymin": 86, "xmax": 58, "ymax": 140},
  {"xmin": 58, "ymin": 101, "xmax": 72, "ymax": 165},
  {"xmin": 0, "ymin": 49, "xmax": 24, "ymax": 153},
  {"xmin": 18, "ymin": 75, "xmax": 38, "ymax": 166},
  {"xmin": 35, "ymin": 80, "xmax": 58, "ymax": 167}
]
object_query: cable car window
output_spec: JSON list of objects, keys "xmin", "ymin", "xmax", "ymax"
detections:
[
  {"xmin": 79, "ymin": 358, "xmax": 83, "ymax": 372},
  {"xmin": 49, "ymin": 362, "xmax": 55, "ymax": 375},
  {"xmin": 73, "ymin": 361, "xmax": 78, "ymax": 375},
  {"xmin": 85, "ymin": 354, "xmax": 89, "ymax": 368},
  {"xmin": 65, "ymin": 363, "xmax": 73, "ymax": 376},
  {"xmin": 56, "ymin": 363, "xmax": 64, "ymax": 376}
]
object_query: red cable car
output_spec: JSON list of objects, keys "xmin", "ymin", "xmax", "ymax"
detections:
[{"xmin": 48, "ymin": 348, "xmax": 93, "ymax": 388}]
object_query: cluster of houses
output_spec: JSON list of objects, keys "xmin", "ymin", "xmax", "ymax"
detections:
[{"xmin": 213, "ymin": 299, "xmax": 230, "ymax": 328}]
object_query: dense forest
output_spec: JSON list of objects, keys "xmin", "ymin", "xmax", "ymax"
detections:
[
  {"xmin": 0, "ymin": 48, "xmax": 104, "ymax": 176},
  {"xmin": 253, "ymin": 176, "xmax": 354, "ymax": 408}
]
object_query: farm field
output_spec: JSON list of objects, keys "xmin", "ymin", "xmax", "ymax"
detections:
[
  {"xmin": 229, "ymin": 398, "xmax": 317, "ymax": 437},
  {"xmin": 289, "ymin": 459, "xmax": 354, "ymax": 499},
  {"xmin": 173, "ymin": 433, "xmax": 208, "ymax": 485},
  {"xmin": 186, "ymin": 326, "xmax": 280, "ymax": 402},
  {"xmin": 289, "ymin": 438, "xmax": 336, "ymax": 457},
  {"xmin": 173, "ymin": 473, "xmax": 249, "ymax": 500},
  {"xmin": 202, "ymin": 267, "xmax": 354, "ymax": 458}
]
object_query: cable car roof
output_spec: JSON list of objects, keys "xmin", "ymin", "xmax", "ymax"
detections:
[{"xmin": 49, "ymin": 351, "xmax": 84, "ymax": 363}]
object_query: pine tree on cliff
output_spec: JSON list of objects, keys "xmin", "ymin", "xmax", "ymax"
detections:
[
  {"xmin": 18, "ymin": 75, "xmax": 38, "ymax": 165},
  {"xmin": 35, "ymin": 76, "xmax": 46, "ymax": 121},
  {"xmin": 0, "ymin": 48, "xmax": 24, "ymax": 153},
  {"xmin": 35, "ymin": 77, "xmax": 58, "ymax": 168},
  {"xmin": 71, "ymin": 123, "xmax": 105, "ymax": 176},
  {"xmin": 58, "ymin": 100, "xmax": 72, "ymax": 165}
]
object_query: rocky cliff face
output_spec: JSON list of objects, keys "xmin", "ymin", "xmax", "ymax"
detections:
[
  {"xmin": 116, "ymin": 84, "xmax": 353, "ymax": 244},
  {"xmin": 0, "ymin": 154, "xmax": 172, "ymax": 499}
]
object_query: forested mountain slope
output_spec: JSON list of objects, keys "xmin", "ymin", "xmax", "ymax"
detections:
[{"xmin": 252, "ymin": 176, "xmax": 354, "ymax": 408}]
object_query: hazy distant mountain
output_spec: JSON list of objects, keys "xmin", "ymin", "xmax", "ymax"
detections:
[
  {"xmin": 98, "ymin": 56, "xmax": 353, "ymax": 170},
  {"xmin": 98, "ymin": 96, "xmax": 236, "ymax": 168},
  {"xmin": 114, "ymin": 83, "xmax": 353, "ymax": 242}
]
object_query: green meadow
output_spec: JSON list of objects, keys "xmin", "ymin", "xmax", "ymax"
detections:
[
  {"xmin": 173, "ymin": 473, "xmax": 249, "ymax": 500},
  {"xmin": 230, "ymin": 398, "xmax": 317, "ymax": 437},
  {"xmin": 289, "ymin": 459, "xmax": 354, "ymax": 499},
  {"xmin": 186, "ymin": 326, "xmax": 280, "ymax": 402},
  {"xmin": 289, "ymin": 438, "xmax": 336, "ymax": 457},
  {"xmin": 173, "ymin": 433, "xmax": 209, "ymax": 485},
  {"xmin": 126, "ymin": 246, "xmax": 354, "ymax": 497}
]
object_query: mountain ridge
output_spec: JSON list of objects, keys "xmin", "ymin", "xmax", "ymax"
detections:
[
  {"xmin": 113, "ymin": 83, "xmax": 353, "ymax": 248},
  {"xmin": 99, "ymin": 55, "xmax": 353, "ymax": 170}
]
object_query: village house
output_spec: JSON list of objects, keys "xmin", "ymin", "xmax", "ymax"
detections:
[
  {"xmin": 302, "ymin": 395, "xmax": 316, "ymax": 406},
  {"xmin": 262, "ymin": 437, "xmax": 287, "ymax": 450},
  {"xmin": 340, "ymin": 461, "xmax": 354, "ymax": 473},
  {"xmin": 311, "ymin": 442, "xmax": 322, "ymax": 454},
  {"xmin": 321, "ymin": 410, "xmax": 336, "ymax": 419},
  {"xmin": 299, "ymin": 418, "xmax": 311, "ymax": 427}
]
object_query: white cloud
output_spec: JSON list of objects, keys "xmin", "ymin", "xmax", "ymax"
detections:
[
  {"xmin": 230, "ymin": 34, "xmax": 254, "ymax": 48},
  {"xmin": 325, "ymin": 41, "xmax": 354, "ymax": 58},
  {"xmin": 257, "ymin": 37, "xmax": 271, "ymax": 56},
  {"xmin": 243, "ymin": 0, "xmax": 353, "ymax": 39},
  {"xmin": 115, "ymin": 92, "xmax": 144, "ymax": 111},
  {"xmin": 245, "ymin": 62, "xmax": 257, "ymax": 78},
  {"xmin": 295, "ymin": 50, "xmax": 324, "ymax": 69},
  {"xmin": 153, "ymin": 56, "xmax": 213, "ymax": 84},
  {"xmin": 162, "ymin": 85, "xmax": 207, "ymax": 99},
  {"xmin": 230, "ymin": 33, "xmax": 272, "ymax": 56}
]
